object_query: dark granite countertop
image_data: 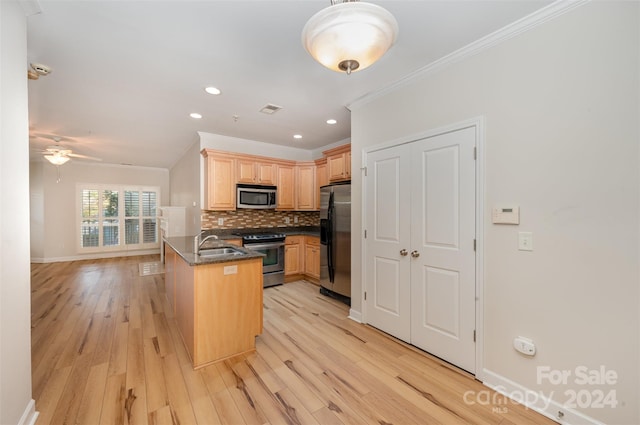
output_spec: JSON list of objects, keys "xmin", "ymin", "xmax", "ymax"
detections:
[{"xmin": 163, "ymin": 236, "xmax": 264, "ymax": 266}]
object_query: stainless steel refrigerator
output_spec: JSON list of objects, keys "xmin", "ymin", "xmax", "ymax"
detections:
[{"xmin": 320, "ymin": 183, "xmax": 351, "ymax": 300}]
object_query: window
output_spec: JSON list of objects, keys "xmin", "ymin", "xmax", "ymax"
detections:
[{"xmin": 78, "ymin": 185, "xmax": 160, "ymax": 252}]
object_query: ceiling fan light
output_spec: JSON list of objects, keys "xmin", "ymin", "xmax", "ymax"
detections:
[
  {"xmin": 302, "ymin": 1, "xmax": 398, "ymax": 74},
  {"xmin": 44, "ymin": 154, "xmax": 70, "ymax": 166}
]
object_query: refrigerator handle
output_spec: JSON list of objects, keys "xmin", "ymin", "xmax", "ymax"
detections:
[{"xmin": 327, "ymin": 191, "xmax": 335, "ymax": 283}]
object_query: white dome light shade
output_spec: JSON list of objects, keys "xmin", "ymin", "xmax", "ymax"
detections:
[
  {"xmin": 44, "ymin": 154, "xmax": 70, "ymax": 165},
  {"xmin": 302, "ymin": 2, "xmax": 398, "ymax": 74}
]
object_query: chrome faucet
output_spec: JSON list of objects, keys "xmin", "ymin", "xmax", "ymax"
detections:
[{"xmin": 194, "ymin": 231, "xmax": 218, "ymax": 254}]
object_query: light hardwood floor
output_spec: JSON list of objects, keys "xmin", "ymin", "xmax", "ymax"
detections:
[{"xmin": 31, "ymin": 255, "xmax": 556, "ymax": 425}]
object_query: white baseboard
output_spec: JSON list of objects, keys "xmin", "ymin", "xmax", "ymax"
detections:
[
  {"xmin": 31, "ymin": 249, "xmax": 160, "ymax": 264},
  {"xmin": 482, "ymin": 369, "xmax": 604, "ymax": 425},
  {"xmin": 17, "ymin": 399, "xmax": 38, "ymax": 425},
  {"xmin": 348, "ymin": 309, "xmax": 362, "ymax": 323}
]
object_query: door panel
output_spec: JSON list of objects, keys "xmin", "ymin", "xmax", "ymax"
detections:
[
  {"xmin": 410, "ymin": 126, "xmax": 476, "ymax": 373},
  {"xmin": 365, "ymin": 145, "xmax": 411, "ymax": 342},
  {"xmin": 423, "ymin": 266, "xmax": 459, "ymax": 338}
]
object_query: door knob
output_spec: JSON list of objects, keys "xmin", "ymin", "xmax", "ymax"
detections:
[
  {"xmin": 400, "ymin": 249, "xmax": 408, "ymax": 256},
  {"xmin": 411, "ymin": 250, "xmax": 420, "ymax": 258}
]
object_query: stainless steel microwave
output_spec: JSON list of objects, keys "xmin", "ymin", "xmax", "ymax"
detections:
[{"xmin": 236, "ymin": 184, "xmax": 277, "ymax": 209}]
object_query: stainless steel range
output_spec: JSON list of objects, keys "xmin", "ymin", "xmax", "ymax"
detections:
[{"xmin": 238, "ymin": 232, "xmax": 286, "ymax": 288}]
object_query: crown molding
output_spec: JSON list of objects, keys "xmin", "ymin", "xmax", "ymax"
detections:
[{"xmin": 347, "ymin": 0, "xmax": 589, "ymax": 111}]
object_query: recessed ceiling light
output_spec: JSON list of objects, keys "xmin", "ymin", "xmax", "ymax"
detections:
[
  {"xmin": 293, "ymin": 134, "xmax": 302, "ymax": 139},
  {"xmin": 326, "ymin": 119, "xmax": 337, "ymax": 125},
  {"xmin": 205, "ymin": 86, "xmax": 221, "ymax": 95},
  {"xmin": 190, "ymin": 113, "xmax": 202, "ymax": 119}
]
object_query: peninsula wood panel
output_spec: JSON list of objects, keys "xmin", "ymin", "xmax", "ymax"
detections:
[
  {"xmin": 194, "ymin": 258, "xmax": 263, "ymax": 366},
  {"xmin": 31, "ymin": 256, "xmax": 557, "ymax": 425}
]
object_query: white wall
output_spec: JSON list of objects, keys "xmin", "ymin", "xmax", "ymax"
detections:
[
  {"xmin": 30, "ymin": 163, "xmax": 45, "ymax": 259},
  {"xmin": 169, "ymin": 140, "xmax": 201, "ymax": 235},
  {"xmin": 351, "ymin": 2, "xmax": 638, "ymax": 424},
  {"xmin": 0, "ymin": 1, "xmax": 37, "ymax": 423},
  {"xmin": 30, "ymin": 161, "xmax": 170, "ymax": 262},
  {"xmin": 199, "ymin": 131, "xmax": 315, "ymax": 161}
]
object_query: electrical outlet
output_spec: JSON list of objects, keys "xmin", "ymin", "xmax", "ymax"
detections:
[
  {"xmin": 217, "ymin": 218, "xmax": 224, "ymax": 225},
  {"xmin": 294, "ymin": 216, "xmax": 298, "ymax": 223}
]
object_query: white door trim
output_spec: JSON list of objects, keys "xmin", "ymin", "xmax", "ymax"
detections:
[{"xmin": 361, "ymin": 116, "xmax": 485, "ymax": 380}]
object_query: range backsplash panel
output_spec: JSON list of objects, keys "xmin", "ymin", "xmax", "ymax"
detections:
[{"xmin": 201, "ymin": 209, "xmax": 320, "ymax": 230}]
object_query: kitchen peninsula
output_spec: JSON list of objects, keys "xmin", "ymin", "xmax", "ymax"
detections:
[{"xmin": 163, "ymin": 236, "xmax": 264, "ymax": 369}]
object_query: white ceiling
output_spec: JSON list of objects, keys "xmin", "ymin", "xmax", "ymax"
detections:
[{"xmin": 27, "ymin": 0, "xmax": 552, "ymax": 168}]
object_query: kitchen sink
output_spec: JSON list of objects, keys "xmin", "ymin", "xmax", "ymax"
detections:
[{"xmin": 198, "ymin": 247, "xmax": 245, "ymax": 258}]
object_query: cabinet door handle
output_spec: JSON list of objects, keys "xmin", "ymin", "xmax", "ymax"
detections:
[
  {"xmin": 411, "ymin": 250, "xmax": 420, "ymax": 258},
  {"xmin": 400, "ymin": 249, "xmax": 408, "ymax": 256}
]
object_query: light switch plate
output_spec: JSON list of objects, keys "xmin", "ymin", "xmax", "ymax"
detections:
[{"xmin": 518, "ymin": 232, "xmax": 533, "ymax": 251}]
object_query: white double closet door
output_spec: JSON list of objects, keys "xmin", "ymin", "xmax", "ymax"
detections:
[{"xmin": 365, "ymin": 126, "xmax": 476, "ymax": 373}]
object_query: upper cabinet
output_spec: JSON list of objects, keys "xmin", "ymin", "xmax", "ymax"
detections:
[
  {"xmin": 324, "ymin": 144, "xmax": 351, "ymax": 182},
  {"xmin": 296, "ymin": 162, "xmax": 316, "ymax": 211},
  {"xmin": 201, "ymin": 150, "xmax": 236, "ymax": 210},
  {"xmin": 237, "ymin": 158, "xmax": 277, "ymax": 185},
  {"xmin": 201, "ymin": 144, "xmax": 349, "ymax": 211},
  {"xmin": 277, "ymin": 164, "xmax": 295, "ymax": 210},
  {"xmin": 315, "ymin": 158, "xmax": 328, "ymax": 210}
]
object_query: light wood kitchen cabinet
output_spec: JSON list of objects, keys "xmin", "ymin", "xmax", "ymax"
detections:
[
  {"xmin": 237, "ymin": 158, "xmax": 276, "ymax": 185},
  {"xmin": 226, "ymin": 238, "xmax": 243, "ymax": 247},
  {"xmin": 296, "ymin": 162, "xmax": 316, "ymax": 211},
  {"xmin": 324, "ymin": 144, "xmax": 351, "ymax": 182},
  {"xmin": 164, "ymin": 242, "xmax": 177, "ymax": 313},
  {"xmin": 277, "ymin": 165, "xmax": 295, "ymax": 210},
  {"xmin": 174, "ymin": 255, "xmax": 263, "ymax": 369},
  {"xmin": 202, "ymin": 150, "xmax": 236, "ymax": 210},
  {"xmin": 304, "ymin": 236, "xmax": 320, "ymax": 281},
  {"xmin": 315, "ymin": 159, "xmax": 328, "ymax": 210},
  {"xmin": 284, "ymin": 236, "xmax": 303, "ymax": 276}
]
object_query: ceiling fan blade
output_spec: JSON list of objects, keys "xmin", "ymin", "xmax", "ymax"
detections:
[{"xmin": 67, "ymin": 152, "xmax": 102, "ymax": 161}]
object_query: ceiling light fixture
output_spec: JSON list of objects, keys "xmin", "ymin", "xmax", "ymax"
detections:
[
  {"xmin": 326, "ymin": 119, "xmax": 337, "ymax": 125},
  {"xmin": 190, "ymin": 112, "xmax": 202, "ymax": 119},
  {"xmin": 293, "ymin": 134, "xmax": 303, "ymax": 139},
  {"xmin": 205, "ymin": 86, "xmax": 221, "ymax": 95},
  {"xmin": 301, "ymin": 0, "xmax": 398, "ymax": 75},
  {"xmin": 44, "ymin": 154, "xmax": 70, "ymax": 166}
]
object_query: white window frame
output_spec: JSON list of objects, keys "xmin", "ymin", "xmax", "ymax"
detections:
[{"xmin": 76, "ymin": 184, "xmax": 161, "ymax": 253}]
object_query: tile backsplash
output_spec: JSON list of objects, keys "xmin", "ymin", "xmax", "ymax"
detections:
[{"xmin": 201, "ymin": 209, "xmax": 320, "ymax": 230}]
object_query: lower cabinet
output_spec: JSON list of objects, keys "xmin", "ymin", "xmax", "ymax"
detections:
[
  {"xmin": 304, "ymin": 236, "xmax": 320, "ymax": 280},
  {"xmin": 284, "ymin": 235, "xmax": 320, "ymax": 282},
  {"xmin": 284, "ymin": 236, "xmax": 303, "ymax": 275},
  {"xmin": 173, "ymin": 255, "xmax": 263, "ymax": 369},
  {"xmin": 226, "ymin": 238, "xmax": 243, "ymax": 247}
]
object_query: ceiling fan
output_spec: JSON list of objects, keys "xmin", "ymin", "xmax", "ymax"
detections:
[
  {"xmin": 40, "ymin": 145, "xmax": 102, "ymax": 166},
  {"xmin": 30, "ymin": 133, "xmax": 102, "ymax": 165}
]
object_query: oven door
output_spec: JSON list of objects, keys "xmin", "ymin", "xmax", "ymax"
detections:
[{"xmin": 244, "ymin": 242, "xmax": 285, "ymax": 273}]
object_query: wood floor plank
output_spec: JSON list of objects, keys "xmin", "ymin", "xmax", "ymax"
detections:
[
  {"xmin": 49, "ymin": 353, "xmax": 94, "ymax": 425},
  {"xmin": 32, "ymin": 257, "xmax": 557, "ymax": 425},
  {"xmin": 76, "ymin": 362, "xmax": 108, "ymax": 425}
]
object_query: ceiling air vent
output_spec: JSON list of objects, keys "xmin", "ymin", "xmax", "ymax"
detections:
[{"xmin": 259, "ymin": 103, "xmax": 283, "ymax": 115}]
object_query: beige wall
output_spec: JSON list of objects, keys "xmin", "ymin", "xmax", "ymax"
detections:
[
  {"xmin": 351, "ymin": 2, "xmax": 638, "ymax": 424},
  {"xmin": 169, "ymin": 140, "xmax": 201, "ymax": 236},
  {"xmin": 1, "ymin": 1, "xmax": 36, "ymax": 423},
  {"xmin": 30, "ymin": 161, "xmax": 170, "ymax": 261}
]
